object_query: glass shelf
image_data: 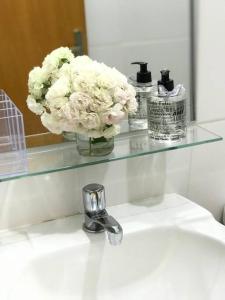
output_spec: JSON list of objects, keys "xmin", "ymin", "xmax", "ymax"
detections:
[{"xmin": 0, "ymin": 124, "xmax": 222, "ymax": 182}]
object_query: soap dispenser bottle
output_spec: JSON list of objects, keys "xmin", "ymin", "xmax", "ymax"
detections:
[
  {"xmin": 147, "ymin": 69, "xmax": 187, "ymax": 141},
  {"xmin": 128, "ymin": 62, "xmax": 154, "ymax": 131}
]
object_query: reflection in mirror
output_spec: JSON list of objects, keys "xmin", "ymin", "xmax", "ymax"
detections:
[
  {"xmin": 0, "ymin": 0, "xmax": 87, "ymax": 139},
  {"xmin": 0, "ymin": 0, "xmax": 193, "ymax": 147}
]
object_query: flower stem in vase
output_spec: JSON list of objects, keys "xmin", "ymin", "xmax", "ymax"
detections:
[
  {"xmin": 77, "ymin": 134, "xmax": 114, "ymax": 156},
  {"xmin": 89, "ymin": 138, "xmax": 92, "ymax": 156}
]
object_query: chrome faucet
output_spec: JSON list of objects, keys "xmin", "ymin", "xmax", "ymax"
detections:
[{"xmin": 82, "ymin": 183, "xmax": 123, "ymax": 246}]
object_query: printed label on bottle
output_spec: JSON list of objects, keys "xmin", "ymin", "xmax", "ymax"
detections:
[
  {"xmin": 147, "ymin": 99, "xmax": 186, "ymax": 134},
  {"xmin": 129, "ymin": 92, "xmax": 148, "ymax": 120}
]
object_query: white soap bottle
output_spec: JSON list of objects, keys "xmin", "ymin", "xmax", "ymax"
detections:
[
  {"xmin": 128, "ymin": 62, "xmax": 154, "ymax": 131},
  {"xmin": 147, "ymin": 69, "xmax": 187, "ymax": 141}
]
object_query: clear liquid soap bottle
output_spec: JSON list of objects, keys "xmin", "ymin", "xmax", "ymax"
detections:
[
  {"xmin": 128, "ymin": 62, "xmax": 154, "ymax": 131},
  {"xmin": 147, "ymin": 69, "xmax": 187, "ymax": 141}
]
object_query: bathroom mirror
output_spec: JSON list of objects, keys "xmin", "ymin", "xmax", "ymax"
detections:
[{"xmin": 0, "ymin": 0, "xmax": 193, "ymax": 146}]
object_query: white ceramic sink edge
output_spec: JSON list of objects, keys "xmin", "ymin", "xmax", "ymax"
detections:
[
  {"xmin": 0, "ymin": 193, "xmax": 218, "ymax": 249},
  {"xmin": 0, "ymin": 193, "xmax": 225, "ymax": 300}
]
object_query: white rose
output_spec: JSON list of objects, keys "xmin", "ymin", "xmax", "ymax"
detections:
[
  {"xmin": 28, "ymin": 67, "xmax": 49, "ymax": 85},
  {"xmin": 72, "ymin": 70, "xmax": 96, "ymax": 93},
  {"xmin": 114, "ymin": 87, "xmax": 129, "ymax": 105},
  {"xmin": 97, "ymin": 67, "xmax": 127, "ymax": 89},
  {"xmin": 89, "ymin": 98, "xmax": 113, "ymax": 113},
  {"xmin": 59, "ymin": 101, "xmax": 80, "ymax": 123},
  {"xmin": 60, "ymin": 121, "xmax": 76, "ymax": 133},
  {"xmin": 42, "ymin": 47, "xmax": 74, "ymax": 72},
  {"xmin": 57, "ymin": 63, "xmax": 73, "ymax": 79},
  {"xmin": 69, "ymin": 92, "xmax": 92, "ymax": 110},
  {"xmin": 57, "ymin": 103, "xmax": 80, "ymax": 124},
  {"xmin": 46, "ymin": 75, "xmax": 71, "ymax": 100},
  {"xmin": 87, "ymin": 85, "xmax": 113, "ymax": 112},
  {"xmin": 28, "ymin": 67, "xmax": 49, "ymax": 99},
  {"xmin": 72, "ymin": 55, "xmax": 92, "ymax": 68},
  {"xmin": 41, "ymin": 112, "xmax": 63, "ymax": 134},
  {"xmin": 103, "ymin": 125, "xmax": 120, "ymax": 139},
  {"xmin": 80, "ymin": 112, "xmax": 101, "ymax": 130},
  {"xmin": 92, "ymin": 87, "xmax": 113, "ymax": 103},
  {"xmin": 126, "ymin": 84, "xmax": 136, "ymax": 98},
  {"xmin": 102, "ymin": 103, "xmax": 125, "ymax": 125},
  {"xmin": 96, "ymin": 72, "xmax": 117, "ymax": 90},
  {"xmin": 47, "ymin": 97, "xmax": 68, "ymax": 110},
  {"xmin": 126, "ymin": 97, "xmax": 138, "ymax": 114},
  {"xmin": 26, "ymin": 96, "xmax": 45, "ymax": 115},
  {"xmin": 123, "ymin": 84, "xmax": 137, "ymax": 113}
]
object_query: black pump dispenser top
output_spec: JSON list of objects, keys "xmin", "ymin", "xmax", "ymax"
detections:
[
  {"xmin": 158, "ymin": 69, "xmax": 174, "ymax": 91},
  {"xmin": 131, "ymin": 62, "xmax": 152, "ymax": 83}
]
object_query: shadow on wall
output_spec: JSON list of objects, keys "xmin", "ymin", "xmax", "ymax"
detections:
[
  {"xmin": 0, "ymin": 171, "xmax": 81, "ymax": 230},
  {"xmin": 76, "ymin": 153, "xmax": 167, "ymax": 209},
  {"xmin": 126, "ymin": 154, "xmax": 167, "ymax": 203}
]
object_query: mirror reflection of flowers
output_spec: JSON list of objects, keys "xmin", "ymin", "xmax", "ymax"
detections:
[{"xmin": 27, "ymin": 47, "xmax": 137, "ymax": 139}]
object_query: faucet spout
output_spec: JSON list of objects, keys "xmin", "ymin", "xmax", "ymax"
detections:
[
  {"xmin": 83, "ymin": 210, "xmax": 123, "ymax": 245},
  {"xmin": 82, "ymin": 183, "xmax": 123, "ymax": 245}
]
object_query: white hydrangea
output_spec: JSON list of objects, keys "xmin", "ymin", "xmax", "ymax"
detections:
[
  {"xmin": 28, "ymin": 67, "xmax": 49, "ymax": 99},
  {"xmin": 71, "ymin": 55, "xmax": 93, "ymax": 70},
  {"xmin": 27, "ymin": 48, "xmax": 137, "ymax": 139},
  {"xmin": 69, "ymin": 92, "xmax": 92, "ymax": 110},
  {"xmin": 80, "ymin": 112, "xmax": 101, "ymax": 130},
  {"xmin": 40, "ymin": 112, "xmax": 63, "ymax": 134},
  {"xmin": 42, "ymin": 47, "xmax": 74, "ymax": 73},
  {"xmin": 47, "ymin": 97, "xmax": 68, "ymax": 111},
  {"xmin": 101, "ymin": 103, "xmax": 125, "ymax": 125},
  {"xmin": 103, "ymin": 125, "xmax": 120, "ymax": 139},
  {"xmin": 26, "ymin": 96, "xmax": 45, "ymax": 115},
  {"xmin": 46, "ymin": 75, "xmax": 71, "ymax": 100}
]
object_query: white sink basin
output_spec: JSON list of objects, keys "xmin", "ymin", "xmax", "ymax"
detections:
[{"xmin": 0, "ymin": 194, "xmax": 225, "ymax": 300}]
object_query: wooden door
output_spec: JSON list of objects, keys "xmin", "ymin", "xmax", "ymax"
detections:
[{"xmin": 0, "ymin": 0, "xmax": 87, "ymax": 135}]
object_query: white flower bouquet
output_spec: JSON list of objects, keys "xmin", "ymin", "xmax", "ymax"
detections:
[{"xmin": 27, "ymin": 47, "xmax": 137, "ymax": 141}]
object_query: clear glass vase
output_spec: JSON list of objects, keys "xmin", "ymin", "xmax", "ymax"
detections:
[
  {"xmin": 77, "ymin": 134, "xmax": 114, "ymax": 156},
  {"xmin": 62, "ymin": 131, "xmax": 77, "ymax": 142}
]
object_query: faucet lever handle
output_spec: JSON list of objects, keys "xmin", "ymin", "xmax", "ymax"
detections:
[{"xmin": 82, "ymin": 183, "xmax": 106, "ymax": 213}]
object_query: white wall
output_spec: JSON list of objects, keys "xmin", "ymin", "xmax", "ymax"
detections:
[
  {"xmin": 84, "ymin": 0, "xmax": 191, "ymax": 97},
  {"xmin": 188, "ymin": 120, "xmax": 225, "ymax": 222},
  {"xmin": 185, "ymin": 0, "xmax": 225, "ymax": 222},
  {"xmin": 195, "ymin": 0, "xmax": 225, "ymax": 122}
]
